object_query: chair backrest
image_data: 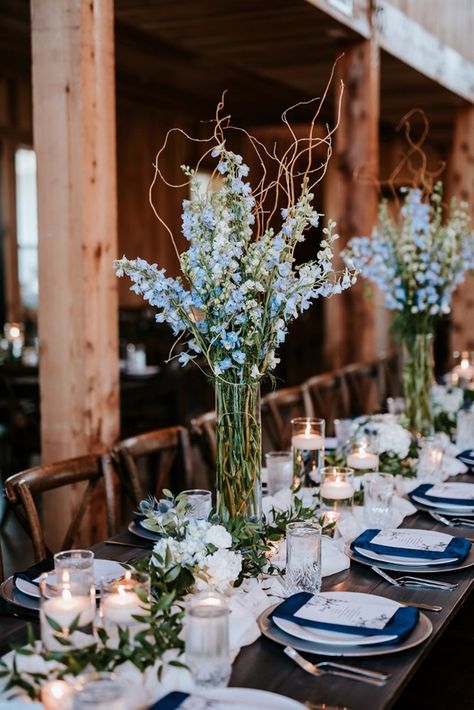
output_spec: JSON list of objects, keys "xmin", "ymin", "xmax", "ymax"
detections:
[
  {"xmin": 377, "ymin": 352, "xmax": 403, "ymax": 405},
  {"xmin": 262, "ymin": 386, "xmax": 306, "ymax": 451},
  {"xmin": 191, "ymin": 411, "xmax": 217, "ymax": 468},
  {"xmin": 302, "ymin": 371, "xmax": 350, "ymax": 435},
  {"xmin": 112, "ymin": 426, "xmax": 193, "ymax": 507},
  {"xmin": 0, "ymin": 536, "xmax": 4, "ymax": 582},
  {"xmin": 340, "ymin": 361, "xmax": 380, "ymax": 416},
  {"xmin": 4, "ymin": 454, "xmax": 116, "ymax": 562}
]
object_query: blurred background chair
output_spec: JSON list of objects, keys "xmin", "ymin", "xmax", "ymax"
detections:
[
  {"xmin": 302, "ymin": 371, "xmax": 350, "ymax": 435},
  {"xmin": 340, "ymin": 361, "xmax": 381, "ymax": 416},
  {"xmin": 261, "ymin": 385, "xmax": 306, "ymax": 451},
  {"xmin": 4, "ymin": 454, "xmax": 116, "ymax": 562}
]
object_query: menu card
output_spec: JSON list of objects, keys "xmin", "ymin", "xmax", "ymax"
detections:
[
  {"xmin": 294, "ymin": 594, "xmax": 397, "ymax": 631},
  {"xmin": 370, "ymin": 529, "xmax": 452, "ymax": 552}
]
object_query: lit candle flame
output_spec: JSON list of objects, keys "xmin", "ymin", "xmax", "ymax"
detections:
[{"xmin": 304, "ymin": 421, "xmax": 311, "ymax": 437}]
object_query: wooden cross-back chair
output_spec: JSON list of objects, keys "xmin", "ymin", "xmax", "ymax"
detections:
[
  {"xmin": 111, "ymin": 425, "xmax": 193, "ymax": 508},
  {"xmin": 377, "ymin": 352, "xmax": 403, "ymax": 405},
  {"xmin": 340, "ymin": 361, "xmax": 380, "ymax": 416},
  {"xmin": 302, "ymin": 371, "xmax": 350, "ymax": 436},
  {"xmin": 262, "ymin": 385, "xmax": 306, "ymax": 451},
  {"xmin": 4, "ymin": 454, "xmax": 116, "ymax": 562},
  {"xmin": 190, "ymin": 410, "xmax": 217, "ymax": 486}
]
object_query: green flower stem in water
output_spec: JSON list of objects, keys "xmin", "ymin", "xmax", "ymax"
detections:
[
  {"xmin": 403, "ymin": 332, "xmax": 434, "ymax": 437},
  {"xmin": 215, "ymin": 379, "xmax": 262, "ymax": 520}
]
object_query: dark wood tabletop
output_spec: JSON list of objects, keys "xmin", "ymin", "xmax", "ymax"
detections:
[{"xmin": 1, "ymin": 499, "xmax": 473, "ymax": 710}]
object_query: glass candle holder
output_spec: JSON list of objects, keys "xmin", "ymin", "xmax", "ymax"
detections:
[
  {"xmin": 54, "ymin": 550, "xmax": 94, "ymax": 585},
  {"xmin": 100, "ymin": 570, "xmax": 150, "ymax": 642},
  {"xmin": 346, "ymin": 439, "xmax": 379, "ymax": 478},
  {"xmin": 291, "ymin": 418, "xmax": 325, "ymax": 487},
  {"xmin": 126, "ymin": 343, "xmax": 146, "ymax": 372},
  {"xmin": 185, "ymin": 591, "xmax": 231, "ymax": 688},
  {"xmin": 456, "ymin": 410, "xmax": 474, "ymax": 451},
  {"xmin": 364, "ymin": 473, "xmax": 394, "ymax": 527},
  {"xmin": 72, "ymin": 673, "xmax": 128, "ymax": 710},
  {"xmin": 417, "ymin": 437, "xmax": 444, "ymax": 482},
  {"xmin": 320, "ymin": 467, "xmax": 354, "ymax": 516},
  {"xmin": 265, "ymin": 451, "xmax": 293, "ymax": 495},
  {"xmin": 334, "ymin": 418, "xmax": 353, "ymax": 456},
  {"xmin": 39, "ymin": 571, "xmax": 95, "ymax": 651},
  {"xmin": 321, "ymin": 510, "xmax": 341, "ymax": 538},
  {"xmin": 179, "ymin": 489, "xmax": 212, "ymax": 519},
  {"xmin": 41, "ymin": 680, "xmax": 74, "ymax": 710},
  {"xmin": 285, "ymin": 522, "xmax": 321, "ymax": 596},
  {"xmin": 452, "ymin": 350, "xmax": 474, "ymax": 384}
]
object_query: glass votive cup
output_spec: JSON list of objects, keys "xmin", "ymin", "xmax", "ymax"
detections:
[
  {"xmin": 291, "ymin": 417, "xmax": 325, "ymax": 487},
  {"xmin": 185, "ymin": 590, "xmax": 231, "ymax": 688},
  {"xmin": 285, "ymin": 521, "xmax": 321, "ymax": 596},
  {"xmin": 265, "ymin": 451, "xmax": 293, "ymax": 495},
  {"xmin": 320, "ymin": 467, "xmax": 354, "ymax": 515},
  {"xmin": 417, "ymin": 437, "xmax": 444, "ymax": 482},
  {"xmin": 54, "ymin": 550, "xmax": 94, "ymax": 585},
  {"xmin": 364, "ymin": 473, "xmax": 394, "ymax": 527},
  {"xmin": 456, "ymin": 410, "xmax": 474, "ymax": 451},
  {"xmin": 179, "ymin": 489, "xmax": 212, "ymax": 519},
  {"xmin": 72, "ymin": 673, "xmax": 128, "ymax": 710},
  {"xmin": 41, "ymin": 680, "xmax": 75, "ymax": 710},
  {"xmin": 346, "ymin": 440, "xmax": 379, "ymax": 482},
  {"xmin": 39, "ymin": 571, "xmax": 95, "ymax": 651},
  {"xmin": 334, "ymin": 418, "xmax": 353, "ymax": 455},
  {"xmin": 100, "ymin": 570, "xmax": 150, "ymax": 642}
]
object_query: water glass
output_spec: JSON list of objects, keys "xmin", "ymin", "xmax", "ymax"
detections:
[
  {"xmin": 185, "ymin": 591, "xmax": 231, "ymax": 688},
  {"xmin": 364, "ymin": 473, "xmax": 394, "ymax": 527},
  {"xmin": 334, "ymin": 418, "xmax": 353, "ymax": 455},
  {"xmin": 72, "ymin": 674, "xmax": 128, "ymax": 710},
  {"xmin": 39, "ymin": 571, "xmax": 95, "ymax": 651},
  {"xmin": 265, "ymin": 451, "xmax": 293, "ymax": 495},
  {"xmin": 417, "ymin": 437, "xmax": 444, "ymax": 482},
  {"xmin": 285, "ymin": 522, "xmax": 321, "ymax": 596},
  {"xmin": 179, "ymin": 489, "xmax": 212, "ymax": 519},
  {"xmin": 126, "ymin": 342, "xmax": 146, "ymax": 372},
  {"xmin": 320, "ymin": 467, "xmax": 354, "ymax": 516},
  {"xmin": 456, "ymin": 410, "xmax": 474, "ymax": 451},
  {"xmin": 291, "ymin": 418, "xmax": 325, "ymax": 487},
  {"xmin": 54, "ymin": 550, "xmax": 94, "ymax": 585}
]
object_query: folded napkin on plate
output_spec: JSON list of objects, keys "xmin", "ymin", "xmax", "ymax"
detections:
[
  {"xmin": 409, "ymin": 483, "xmax": 474, "ymax": 507},
  {"xmin": 149, "ymin": 692, "xmax": 189, "ymax": 709},
  {"xmin": 270, "ymin": 592, "xmax": 419, "ymax": 641},
  {"xmin": 458, "ymin": 449, "xmax": 474, "ymax": 469},
  {"xmin": 149, "ymin": 692, "xmax": 239, "ymax": 709},
  {"xmin": 351, "ymin": 528, "xmax": 471, "ymax": 562},
  {"xmin": 13, "ymin": 557, "xmax": 53, "ymax": 587}
]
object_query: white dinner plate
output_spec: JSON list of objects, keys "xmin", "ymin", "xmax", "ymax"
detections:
[
  {"xmin": 198, "ymin": 688, "xmax": 306, "ymax": 709},
  {"xmin": 353, "ymin": 546, "xmax": 457, "ymax": 566},
  {"xmin": 14, "ymin": 560, "xmax": 126, "ymax": 599},
  {"xmin": 413, "ymin": 500, "xmax": 474, "ymax": 518},
  {"xmin": 411, "ymin": 494, "xmax": 474, "ymax": 512},
  {"xmin": 272, "ymin": 592, "xmax": 399, "ymax": 646}
]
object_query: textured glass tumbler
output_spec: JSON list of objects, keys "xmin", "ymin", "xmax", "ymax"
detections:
[
  {"xmin": 364, "ymin": 473, "xmax": 394, "ymax": 527},
  {"xmin": 180, "ymin": 489, "xmax": 212, "ymax": 519},
  {"xmin": 285, "ymin": 522, "xmax": 321, "ymax": 596},
  {"xmin": 185, "ymin": 592, "xmax": 231, "ymax": 688},
  {"xmin": 265, "ymin": 452, "xmax": 293, "ymax": 495}
]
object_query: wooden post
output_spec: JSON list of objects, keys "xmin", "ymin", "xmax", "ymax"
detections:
[
  {"xmin": 324, "ymin": 40, "xmax": 381, "ymax": 367},
  {"xmin": 447, "ymin": 106, "xmax": 474, "ymax": 352},
  {"xmin": 31, "ymin": 0, "xmax": 119, "ymax": 548}
]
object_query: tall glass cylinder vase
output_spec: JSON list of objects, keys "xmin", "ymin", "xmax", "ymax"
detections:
[
  {"xmin": 402, "ymin": 333, "xmax": 434, "ymax": 437},
  {"xmin": 215, "ymin": 379, "xmax": 262, "ymax": 521}
]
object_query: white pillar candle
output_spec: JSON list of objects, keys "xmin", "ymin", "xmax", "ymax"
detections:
[
  {"xmin": 291, "ymin": 433, "xmax": 324, "ymax": 450},
  {"xmin": 42, "ymin": 593, "xmax": 94, "ymax": 629},
  {"xmin": 347, "ymin": 450, "xmax": 379, "ymax": 470},
  {"xmin": 320, "ymin": 480, "xmax": 354, "ymax": 500},
  {"xmin": 102, "ymin": 588, "xmax": 143, "ymax": 625},
  {"xmin": 41, "ymin": 680, "xmax": 74, "ymax": 710}
]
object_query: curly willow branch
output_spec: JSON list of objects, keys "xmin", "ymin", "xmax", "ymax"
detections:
[{"xmin": 148, "ymin": 61, "xmax": 344, "ymax": 252}]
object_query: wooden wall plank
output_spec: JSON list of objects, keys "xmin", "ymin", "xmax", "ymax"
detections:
[
  {"xmin": 323, "ymin": 39, "xmax": 382, "ymax": 367},
  {"xmin": 31, "ymin": 0, "xmax": 119, "ymax": 548},
  {"xmin": 447, "ymin": 106, "xmax": 474, "ymax": 352}
]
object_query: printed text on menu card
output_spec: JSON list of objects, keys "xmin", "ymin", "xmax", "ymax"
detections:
[
  {"xmin": 294, "ymin": 596, "xmax": 397, "ymax": 630},
  {"xmin": 371, "ymin": 529, "xmax": 451, "ymax": 551}
]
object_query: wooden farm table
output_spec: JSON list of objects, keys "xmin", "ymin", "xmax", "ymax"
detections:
[{"xmin": 1, "ymin": 502, "xmax": 473, "ymax": 709}]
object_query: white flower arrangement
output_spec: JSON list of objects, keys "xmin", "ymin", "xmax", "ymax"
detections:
[
  {"xmin": 354, "ymin": 414, "xmax": 411, "ymax": 460},
  {"xmin": 431, "ymin": 384, "xmax": 465, "ymax": 416}
]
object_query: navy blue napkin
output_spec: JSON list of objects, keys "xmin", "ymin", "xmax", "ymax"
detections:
[
  {"xmin": 351, "ymin": 528, "xmax": 471, "ymax": 562},
  {"xmin": 13, "ymin": 557, "xmax": 53, "ymax": 588},
  {"xmin": 457, "ymin": 449, "xmax": 474, "ymax": 470},
  {"xmin": 270, "ymin": 592, "xmax": 419, "ymax": 642},
  {"xmin": 409, "ymin": 483, "xmax": 474, "ymax": 508},
  {"xmin": 148, "ymin": 693, "xmax": 189, "ymax": 709}
]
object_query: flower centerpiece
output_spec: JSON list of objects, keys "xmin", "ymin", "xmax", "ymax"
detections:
[
  {"xmin": 343, "ymin": 183, "xmax": 474, "ymax": 437},
  {"xmin": 115, "ymin": 99, "xmax": 356, "ymax": 519},
  {"xmin": 353, "ymin": 414, "xmax": 417, "ymax": 477}
]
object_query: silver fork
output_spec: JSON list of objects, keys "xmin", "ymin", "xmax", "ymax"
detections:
[
  {"xmin": 371, "ymin": 565, "xmax": 457, "ymax": 591},
  {"xmin": 284, "ymin": 646, "xmax": 389, "ymax": 685},
  {"xmin": 428, "ymin": 511, "xmax": 474, "ymax": 529}
]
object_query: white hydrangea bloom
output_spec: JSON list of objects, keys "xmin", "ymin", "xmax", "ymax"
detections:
[
  {"xmin": 431, "ymin": 384, "xmax": 464, "ymax": 415},
  {"xmin": 205, "ymin": 525, "xmax": 232, "ymax": 549}
]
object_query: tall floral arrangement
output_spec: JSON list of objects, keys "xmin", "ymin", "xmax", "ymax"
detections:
[
  {"xmin": 343, "ymin": 183, "xmax": 474, "ymax": 435},
  {"xmin": 115, "ymin": 94, "xmax": 357, "ymax": 518}
]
